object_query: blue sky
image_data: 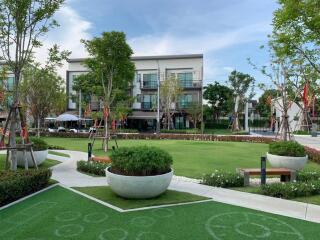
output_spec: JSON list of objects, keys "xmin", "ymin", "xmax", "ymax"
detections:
[{"xmin": 38, "ymin": 0, "xmax": 279, "ymax": 97}]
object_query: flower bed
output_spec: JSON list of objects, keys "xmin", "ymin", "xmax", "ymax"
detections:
[
  {"xmin": 201, "ymin": 170, "xmax": 244, "ymax": 188},
  {"xmin": 77, "ymin": 160, "xmax": 110, "ymax": 176},
  {"xmin": 0, "ymin": 169, "xmax": 52, "ymax": 206},
  {"xmin": 304, "ymin": 146, "xmax": 320, "ymax": 164}
]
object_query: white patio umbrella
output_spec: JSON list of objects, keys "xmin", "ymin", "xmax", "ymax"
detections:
[{"xmin": 56, "ymin": 113, "xmax": 79, "ymax": 122}]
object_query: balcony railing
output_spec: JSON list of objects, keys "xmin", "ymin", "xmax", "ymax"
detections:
[
  {"xmin": 180, "ymin": 80, "xmax": 202, "ymax": 88},
  {"xmin": 141, "ymin": 102, "xmax": 153, "ymax": 109},
  {"xmin": 141, "ymin": 81, "xmax": 158, "ymax": 89}
]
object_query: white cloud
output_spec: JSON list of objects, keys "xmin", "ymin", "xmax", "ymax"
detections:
[{"xmin": 34, "ymin": 5, "xmax": 92, "ymax": 78}]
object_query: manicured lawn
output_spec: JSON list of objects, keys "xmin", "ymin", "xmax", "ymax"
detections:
[
  {"xmin": 0, "ymin": 185, "xmax": 318, "ymax": 240},
  {"xmin": 73, "ymin": 186, "xmax": 209, "ymax": 209},
  {"xmin": 0, "ymin": 154, "xmax": 61, "ymax": 170},
  {"xmin": 42, "ymin": 137, "xmax": 320, "ymax": 178},
  {"xmin": 48, "ymin": 150, "xmax": 70, "ymax": 158}
]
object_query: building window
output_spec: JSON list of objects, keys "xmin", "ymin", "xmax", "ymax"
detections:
[
  {"xmin": 142, "ymin": 94, "xmax": 156, "ymax": 109},
  {"xmin": 142, "ymin": 73, "xmax": 157, "ymax": 89},
  {"xmin": 178, "ymin": 72, "xmax": 193, "ymax": 88},
  {"xmin": 7, "ymin": 77, "xmax": 14, "ymax": 91},
  {"xmin": 135, "ymin": 73, "xmax": 141, "ymax": 83},
  {"xmin": 179, "ymin": 94, "xmax": 192, "ymax": 108},
  {"xmin": 175, "ymin": 116, "xmax": 185, "ymax": 129}
]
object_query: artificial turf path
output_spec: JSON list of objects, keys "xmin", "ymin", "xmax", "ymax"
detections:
[
  {"xmin": 42, "ymin": 137, "xmax": 320, "ymax": 178},
  {"xmin": 0, "ymin": 185, "xmax": 319, "ymax": 239},
  {"xmin": 73, "ymin": 186, "xmax": 209, "ymax": 209}
]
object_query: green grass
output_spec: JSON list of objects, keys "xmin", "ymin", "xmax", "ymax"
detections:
[
  {"xmin": 42, "ymin": 137, "xmax": 320, "ymax": 178},
  {"xmin": 0, "ymin": 185, "xmax": 319, "ymax": 240},
  {"xmin": 73, "ymin": 186, "xmax": 209, "ymax": 209},
  {"xmin": 0, "ymin": 154, "xmax": 61, "ymax": 170},
  {"xmin": 48, "ymin": 150, "xmax": 70, "ymax": 158}
]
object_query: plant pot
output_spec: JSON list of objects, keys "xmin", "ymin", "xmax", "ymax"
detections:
[
  {"xmin": 266, "ymin": 152, "xmax": 308, "ymax": 171},
  {"xmin": 106, "ymin": 167, "xmax": 173, "ymax": 199},
  {"xmin": 17, "ymin": 150, "xmax": 48, "ymax": 167}
]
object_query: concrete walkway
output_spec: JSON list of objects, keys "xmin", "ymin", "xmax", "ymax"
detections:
[
  {"xmin": 295, "ymin": 135, "xmax": 320, "ymax": 150},
  {"xmin": 48, "ymin": 150, "xmax": 320, "ymax": 223}
]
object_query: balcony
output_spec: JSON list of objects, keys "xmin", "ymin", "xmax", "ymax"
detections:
[
  {"xmin": 141, "ymin": 80, "xmax": 158, "ymax": 90},
  {"xmin": 141, "ymin": 102, "xmax": 153, "ymax": 110},
  {"xmin": 180, "ymin": 80, "xmax": 202, "ymax": 89}
]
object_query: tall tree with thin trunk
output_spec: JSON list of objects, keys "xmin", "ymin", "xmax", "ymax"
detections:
[
  {"xmin": 160, "ymin": 76, "xmax": 182, "ymax": 130},
  {"xmin": 81, "ymin": 31, "xmax": 135, "ymax": 152},
  {"xmin": 0, "ymin": 0, "xmax": 64, "ymax": 170}
]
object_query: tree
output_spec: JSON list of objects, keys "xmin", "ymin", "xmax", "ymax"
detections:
[
  {"xmin": 203, "ymin": 82, "xmax": 233, "ymax": 122},
  {"xmin": 186, "ymin": 102, "xmax": 202, "ymax": 129},
  {"xmin": 0, "ymin": 0, "xmax": 64, "ymax": 170},
  {"xmin": 160, "ymin": 76, "xmax": 182, "ymax": 130},
  {"xmin": 80, "ymin": 31, "xmax": 135, "ymax": 151},
  {"xmin": 20, "ymin": 46, "xmax": 70, "ymax": 137},
  {"xmin": 256, "ymin": 89, "xmax": 279, "ymax": 117},
  {"xmin": 271, "ymin": 0, "xmax": 320, "ymax": 74},
  {"xmin": 227, "ymin": 70, "xmax": 255, "ymax": 131}
]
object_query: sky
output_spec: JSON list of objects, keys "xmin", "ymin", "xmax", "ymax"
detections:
[{"xmin": 36, "ymin": 0, "xmax": 279, "ymax": 98}]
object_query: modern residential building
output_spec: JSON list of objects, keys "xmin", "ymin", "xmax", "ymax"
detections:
[{"xmin": 66, "ymin": 54, "xmax": 203, "ymax": 131}]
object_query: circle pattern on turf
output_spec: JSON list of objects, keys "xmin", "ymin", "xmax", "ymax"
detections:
[
  {"xmin": 54, "ymin": 224, "xmax": 84, "ymax": 238},
  {"xmin": 98, "ymin": 228, "xmax": 128, "ymax": 240},
  {"xmin": 130, "ymin": 217, "xmax": 155, "ymax": 228},
  {"xmin": 55, "ymin": 211, "xmax": 82, "ymax": 222},
  {"xmin": 84, "ymin": 212, "xmax": 108, "ymax": 223},
  {"xmin": 205, "ymin": 212, "xmax": 304, "ymax": 240}
]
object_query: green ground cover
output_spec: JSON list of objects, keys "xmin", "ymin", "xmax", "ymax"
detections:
[
  {"xmin": 0, "ymin": 154, "xmax": 61, "ymax": 170},
  {"xmin": 0, "ymin": 185, "xmax": 318, "ymax": 240},
  {"xmin": 48, "ymin": 150, "xmax": 70, "ymax": 158},
  {"xmin": 42, "ymin": 137, "xmax": 320, "ymax": 178},
  {"xmin": 73, "ymin": 186, "xmax": 208, "ymax": 209}
]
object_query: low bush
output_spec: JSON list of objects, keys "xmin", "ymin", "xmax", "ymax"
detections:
[
  {"xmin": 110, "ymin": 146, "xmax": 173, "ymax": 176},
  {"xmin": 304, "ymin": 146, "xmax": 320, "ymax": 164},
  {"xmin": 297, "ymin": 170, "xmax": 320, "ymax": 182},
  {"xmin": 0, "ymin": 169, "xmax": 52, "ymax": 206},
  {"xmin": 48, "ymin": 144, "xmax": 66, "ymax": 150},
  {"xmin": 260, "ymin": 181, "xmax": 320, "ymax": 199},
  {"xmin": 17, "ymin": 137, "xmax": 49, "ymax": 151},
  {"xmin": 201, "ymin": 170, "xmax": 244, "ymax": 188},
  {"xmin": 77, "ymin": 160, "xmax": 110, "ymax": 176},
  {"xmin": 269, "ymin": 141, "xmax": 305, "ymax": 157}
]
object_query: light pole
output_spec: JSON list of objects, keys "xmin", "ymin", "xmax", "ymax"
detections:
[{"xmin": 156, "ymin": 60, "xmax": 160, "ymax": 134}]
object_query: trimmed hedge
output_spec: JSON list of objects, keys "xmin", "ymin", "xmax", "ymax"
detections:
[
  {"xmin": 201, "ymin": 170, "xmax": 244, "ymax": 188},
  {"xmin": 269, "ymin": 141, "xmax": 306, "ymax": 157},
  {"xmin": 0, "ymin": 169, "xmax": 52, "ymax": 206},
  {"xmin": 305, "ymin": 146, "xmax": 320, "ymax": 164},
  {"xmin": 77, "ymin": 160, "xmax": 110, "ymax": 176},
  {"xmin": 297, "ymin": 170, "xmax": 320, "ymax": 182},
  {"xmin": 260, "ymin": 181, "xmax": 320, "ymax": 199},
  {"xmin": 111, "ymin": 146, "xmax": 173, "ymax": 176}
]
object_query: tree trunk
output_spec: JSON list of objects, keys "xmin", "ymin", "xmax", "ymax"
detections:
[
  {"xmin": 37, "ymin": 116, "xmax": 40, "ymax": 137},
  {"xmin": 103, "ymin": 116, "xmax": 109, "ymax": 152},
  {"xmin": 9, "ymin": 109, "xmax": 17, "ymax": 170}
]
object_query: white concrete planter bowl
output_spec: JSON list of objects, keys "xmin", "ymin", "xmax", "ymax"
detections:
[
  {"xmin": 106, "ymin": 166, "xmax": 173, "ymax": 199},
  {"xmin": 17, "ymin": 150, "xmax": 48, "ymax": 167},
  {"xmin": 267, "ymin": 152, "xmax": 308, "ymax": 171}
]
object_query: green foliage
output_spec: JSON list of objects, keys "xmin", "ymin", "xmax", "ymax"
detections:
[
  {"xmin": 77, "ymin": 160, "xmax": 110, "ymax": 176},
  {"xmin": 203, "ymin": 82, "xmax": 233, "ymax": 120},
  {"xmin": 260, "ymin": 181, "xmax": 320, "ymax": 199},
  {"xmin": 256, "ymin": 89, "xmax": 279, "ymax": 117},
  {"xmin": 0, "ymin": 169, "xmax": 52, "ymax": 206},
  {"xmin": 185, "ymin": 102, "xmax": 202, "ymax": 129},
  {"xmin": 228, "ymin": 70, "xmax": 255, "ymax": 102},
  {"xmin": 18, "ymin": 137, "xmax": 49, "ymax": 151},
  {"xmin": 201, "ymin": 170, "xmax": 244, "ymax": 188},
  {"xmin": 48, "ymin": 144, "xmax": 66, "ymax": 150},
  {"xmin": 111, "ymin": 146, "xmax": 173, "ymax": 176},
  {"xmin": 269, "ymin": 141, "xmax": 305, "ymax": 157},
  {"xmin": 297, "ymin": 171, "xmax": 320, "ymax": 182}
]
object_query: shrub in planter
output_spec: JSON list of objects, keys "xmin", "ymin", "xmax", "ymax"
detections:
[
  {"xmin": 107, "ymin": 146, "xmax": 173, "ymax": 199},
  {"xmin": 0, "ymin": 169, "xmax": 51, "ymax": 206},
  {"xmin": 201, "ymin": 170, "xmax": 244, "ymax": 188},
  {"xmin": 267, "ymin": 141, "xmax": 308, "ymax": 170},
  {"xmin": 110, "ymin": 146, "xmax": 173, "ymax": 176},
  {"xmin": 269, "ymin": 141, "xmax": 305, "ymax": 157},
  {"xmin": 77, "ymin": 160, "xmax": 110, "ymax": 176},
  {"xmin": 260, "ymin": 181, "xmax": 320, "ymax": 199}
]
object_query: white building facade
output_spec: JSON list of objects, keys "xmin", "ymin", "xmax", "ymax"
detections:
[{"xmin": 66, "ymin": 54, "xmax": 203, "ymax": 131}]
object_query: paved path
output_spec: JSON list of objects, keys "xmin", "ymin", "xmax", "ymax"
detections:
[
  {"xmin": 48, "ymin": 150, "xmax": 320, "ymax": 223},
  {"xmin": 294, "ymin": 135, "xmax": 320, "ymax": 150}
]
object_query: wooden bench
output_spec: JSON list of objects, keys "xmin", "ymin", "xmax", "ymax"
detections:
[
  {"xmin": 90, "ymin": 156, "xmax": 112, "ymax": 164},
  {"xmin": 237, "ymin": 168, "xmax": 296, "ymax": 186}
]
